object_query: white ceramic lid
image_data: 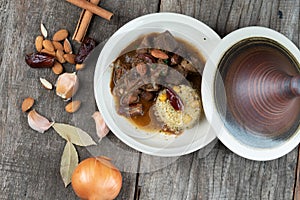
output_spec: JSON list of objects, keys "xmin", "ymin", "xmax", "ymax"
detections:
[{"xmin": 201, "ymin": 26, "xmax": 300, "ymax": 161}]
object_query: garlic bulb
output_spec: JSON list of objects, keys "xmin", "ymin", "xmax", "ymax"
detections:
[{"xmin": 56, "ymin": 72, "xmax": 79, "ymax": 99}]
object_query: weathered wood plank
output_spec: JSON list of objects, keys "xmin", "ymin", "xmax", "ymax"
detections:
[
  {"xmin": 0, "ymin": 0, "xmax": 159, "ymax": 199},
  {"xmin": 137, "ymin": 0, "xmax": 300, "ymax": 199}
]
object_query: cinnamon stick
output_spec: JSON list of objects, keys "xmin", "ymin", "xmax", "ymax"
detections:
[
  {"xmin": 72, "ymin": 0, "xmax": 101, "ymax": 42},
  {"xmin": 66, "ymin": 0, "xmax": 113, "ymax": 21}
]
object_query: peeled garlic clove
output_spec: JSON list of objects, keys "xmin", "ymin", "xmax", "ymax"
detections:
[
  {"xmin": 92, "ymin": 111, "xmax": 109, "ymax": 140},
  {"xmin": 28, "ymin": 110, "xmax": 54, "ymax": 133},
  {"xmin": 56, "ymin": 72, "xmax": 79, "ymax": 99}
]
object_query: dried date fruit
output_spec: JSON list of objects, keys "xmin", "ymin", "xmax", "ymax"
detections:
[
  {"xmin": 166, "ymin": 88, "xmax": 184, "ymax": 111},
  {"xmin": 25, "ymin": 52, "xmax": 55, "ymax": 68},
  {"xmin": 75, "ymin": 37, "xmax": 97, "ymax": 64}
]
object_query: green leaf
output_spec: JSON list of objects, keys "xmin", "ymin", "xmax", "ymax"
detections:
[
  {"xmin": 53, "ymin": 123, "xmax": 96, "ymax": 146},
  {"xmin": 60, "ymin": 141, "xmax": 78, "ymax": 187}
]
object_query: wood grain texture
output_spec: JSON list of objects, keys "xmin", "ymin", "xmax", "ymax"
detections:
[
  {"xmin": 136, "ymin": 0, "xmax": 300, "ymax": 200},
  {"xmin": 0, "ymin": 0, "xmax": 299, "ymax": 199},
  {"xmin": 0, "ymin": 0, "xmax": 158, "ymax": 199}
]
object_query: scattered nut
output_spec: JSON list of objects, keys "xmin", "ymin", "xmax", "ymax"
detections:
[
  {"xmin": 65, "ymin": 100, "xmax": 81, "ymax": 113},
  {"xmin": 22, "ymin": 97, "xmax": 35, "ymax": 112},
  {"xmin": 150, "ymin": 49, "xmax": 169, "ymax": 59},
  {"xmin": 35, "ymin": 36, "xmax": 44, "ymax": 52},
  {"xmin": 52, "ymin": 41, "xmax": 64, "ymax": 51},
  {"xmin": 52, "ymin": 61, "xmax": 64, "ymax": 75},
  {"xmin": 40, "ymin": 78, "xmax": 53, "ymax": 90},
  {"xmin": 56, "ymin": 72, "xmax": 79, "ymax": 99},
  {"xmin": 75, "ymin": 63, "xmax": 85, "ymax": 71},
  {"xmin": 63, "ymin": 54, "xmax": 76, "ymax": 64},
  {"xmin": 53, "ymin": 29, "xmax": 69, "ymax": 41},
  {"xmin": 56, "ymin": 49, "xmax": 66, "ymax": 64},
  {"xmin": 42, "ymin": 39, "xmax": 55, "ymax": 52},
  {"xmin": 63, "ymin": 38, "xmax": 72, "ymax": 54},
  {"xmin": 41, "ymin": 49, "xmax": 56, "ymax": 57},
  {"xmin": 40, "ymin": 23, "xmax": 48, "ymax": 38}
]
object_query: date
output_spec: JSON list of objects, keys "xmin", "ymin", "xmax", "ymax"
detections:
[
  {"xmin": 25, "ymin": 52, "xmax": 55, "ymax": 68},
  {"xmin": 166, "ymin": 88, "xmax": 184, "ymax": 111},
  {"xmin": 75, "ymin": 37, "xmax": 97, "ymax": 64}
]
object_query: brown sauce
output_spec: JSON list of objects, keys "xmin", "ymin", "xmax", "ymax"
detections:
[{"xmin": 110, "ymin": 31, "xmax": 205, "ymax": 133}]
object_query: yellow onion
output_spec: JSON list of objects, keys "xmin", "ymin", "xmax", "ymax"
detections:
[{"xmin": 71, "ymin": 157, "xmax": 122, "ymax": 200}]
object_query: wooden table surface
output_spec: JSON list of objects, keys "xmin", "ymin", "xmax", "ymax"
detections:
[{"xmin": 1, "ymin": 0, "xmax": 300, "ymax": 199}]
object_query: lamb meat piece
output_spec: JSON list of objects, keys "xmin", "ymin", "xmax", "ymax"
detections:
[
  {"xmin": 138, "ymin": 53, "xmax": 156, "ymax": 63},
  {"xmin": 120, "ymin": 91, "xmax": 140, "ymax": 106},
  {"xmin": 173, "ymin": 64, "xmax": 188, "ymax": 77},
  {"xmin": 138, "ymin": 34, "xmax": 154, "ymax": 49},
  {"xmin": 152, "ymin": 31, "xmax": 179, "ymax": 52},
  {"xmin": 180, "ymin": 60, "xmax": 197, "ymax": 73},
  {"xmin": 165, "ymin": 68, "xmax": 186, "ymax": 85},
  {"xmin": 140, "ymin": 91, "xmax": 154, "ymax": 101},
  {"xmin": 118, "ymin": 103, "xmax": 144, "ymax": 117},
  {"xmin": 113, "ymin": 66, "xmax": 127, "ymax": 84},
  {"xmin": 170, "ymin": 54, "xmax": 182, "ymax": 65}
]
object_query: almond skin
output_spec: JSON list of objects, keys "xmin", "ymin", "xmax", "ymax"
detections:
[
  {"xmin": 63, "ymin": 39, "xmax": 72, "ymax": 54},
  {"xmin": 22, "ymin": 97, "xmax": 35, "ymax": 112},
  {"xmin": 53, "ymin": 29, "xmax": 69, "ymax": 41},
  {"xmin": 52, "ymin": 41, "xmax": 64, "ymax": 51},
  {"xmin": 52, "ymin": 61, "xmax": 64, "ymax": 75},
  {"xmin": 42, "ymin": 39, "xmax": 55, "ymax": 52},
  {"xmin": 56, "ymin": 49, "xmax": 66, "ymax": 64},
  {"xmin": 41, "ymin": 49, "xmax": 56, "ymax": 57},
  {"xmin": 65, "ymin": 101, "xmax": 81, "ymax": 113},
  {"xmin": 63, "ymin": 54, "xmax": 76, "ymax": 64},
  {"xmin": 75, "ymin": 63, "xmax": 85, "ymax": 71},
  {"xmin": 35, "ymin": 36, "xmax": 44, "ymax": 52},
  {"xmin": 150, "ymin": 49, "xmax": 169, "ymax": 59}
]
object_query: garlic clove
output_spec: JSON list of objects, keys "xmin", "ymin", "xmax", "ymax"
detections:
[
  {"xmin": 28, "ymin": 110, "xmax": 54, "ymax": 133},
  {"xmin": 56, "ymin": 72, "xmax": 79, "ymax": 99},
  {"xmin": 92, "ymin": 111, "xmax": 109, "ymax": 140}
]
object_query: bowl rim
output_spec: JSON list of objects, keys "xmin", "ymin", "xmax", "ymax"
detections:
[
  {"xmin": 94, "ymin": 12, "xmax": 221, "ymax": 157},
  {"xmin": 201, "ymin": 26, "xmax": 300, "ymax": 161}
]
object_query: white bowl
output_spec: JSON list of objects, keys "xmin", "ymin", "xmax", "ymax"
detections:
[
  {"xmin": 94, "ymin": 13, "xmax": 220, "ymax": 157},
  {"xmin": 202, "ymin": 26, "xmax": 300, "ymax": 161}
]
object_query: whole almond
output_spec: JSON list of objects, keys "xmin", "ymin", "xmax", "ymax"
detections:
[
  {"xmin": 63, "ymin": 39, "xmax": 72, "ymax": 54},
  {"xmin": 150, "ymin": 49, "xmax": 169, "ymax": 59},
  {"xmin": 52, "ymin": 61, "xmax": 64, "ymax": 75},
  {"xmin": 56, "ymin": 49, "xmax": 66, "ymax": 63},
  {"xmin": 35, "ymin": 36, "xmax": 44, "ymax": 52},
  {"xmin": 22, "ymin": 97, "xmax": 35, "ymax": 112},
  {"xmin": 63, "ymin": 54, "xmax": 76, "ymax": 64},
  {"xmin": 65, "ymin": 100, "xmax": 81, "ymax": 113},
  {"xmin": 75, "ymin": 63, "xmax": 85, "ymax": 71},
  {"xmin": 42, "ymin": 39, "xmax": 55, "ymax": 52},
  {"xmin": 52, "ymin": 41, "xmax": 64, "ymax": 51},
  {"xmin": 53, "ymin": 29, "xmax": 69, "ymax": 41},
  {"xmin": 41, "ymin": 49, "xmax": 56, "ymax": 57}
]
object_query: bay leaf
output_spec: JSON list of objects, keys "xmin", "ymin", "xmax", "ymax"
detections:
[
  {"xmin": 60, "ymin": 141, "xmax": 78, "ymax": 187},
  {"xmin": 53, "ymin": 123, "xmax": 96, "ymax": 146}
]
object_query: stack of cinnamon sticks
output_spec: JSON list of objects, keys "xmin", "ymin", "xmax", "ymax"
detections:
[{"xmin": 67, "ymin": 0, "xmax": 113, "ymax": 42}]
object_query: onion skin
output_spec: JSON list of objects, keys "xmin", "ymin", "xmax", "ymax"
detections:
[{"xmin": 71, "ymin": 157, "xmax": 122, "ymax": 200}]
